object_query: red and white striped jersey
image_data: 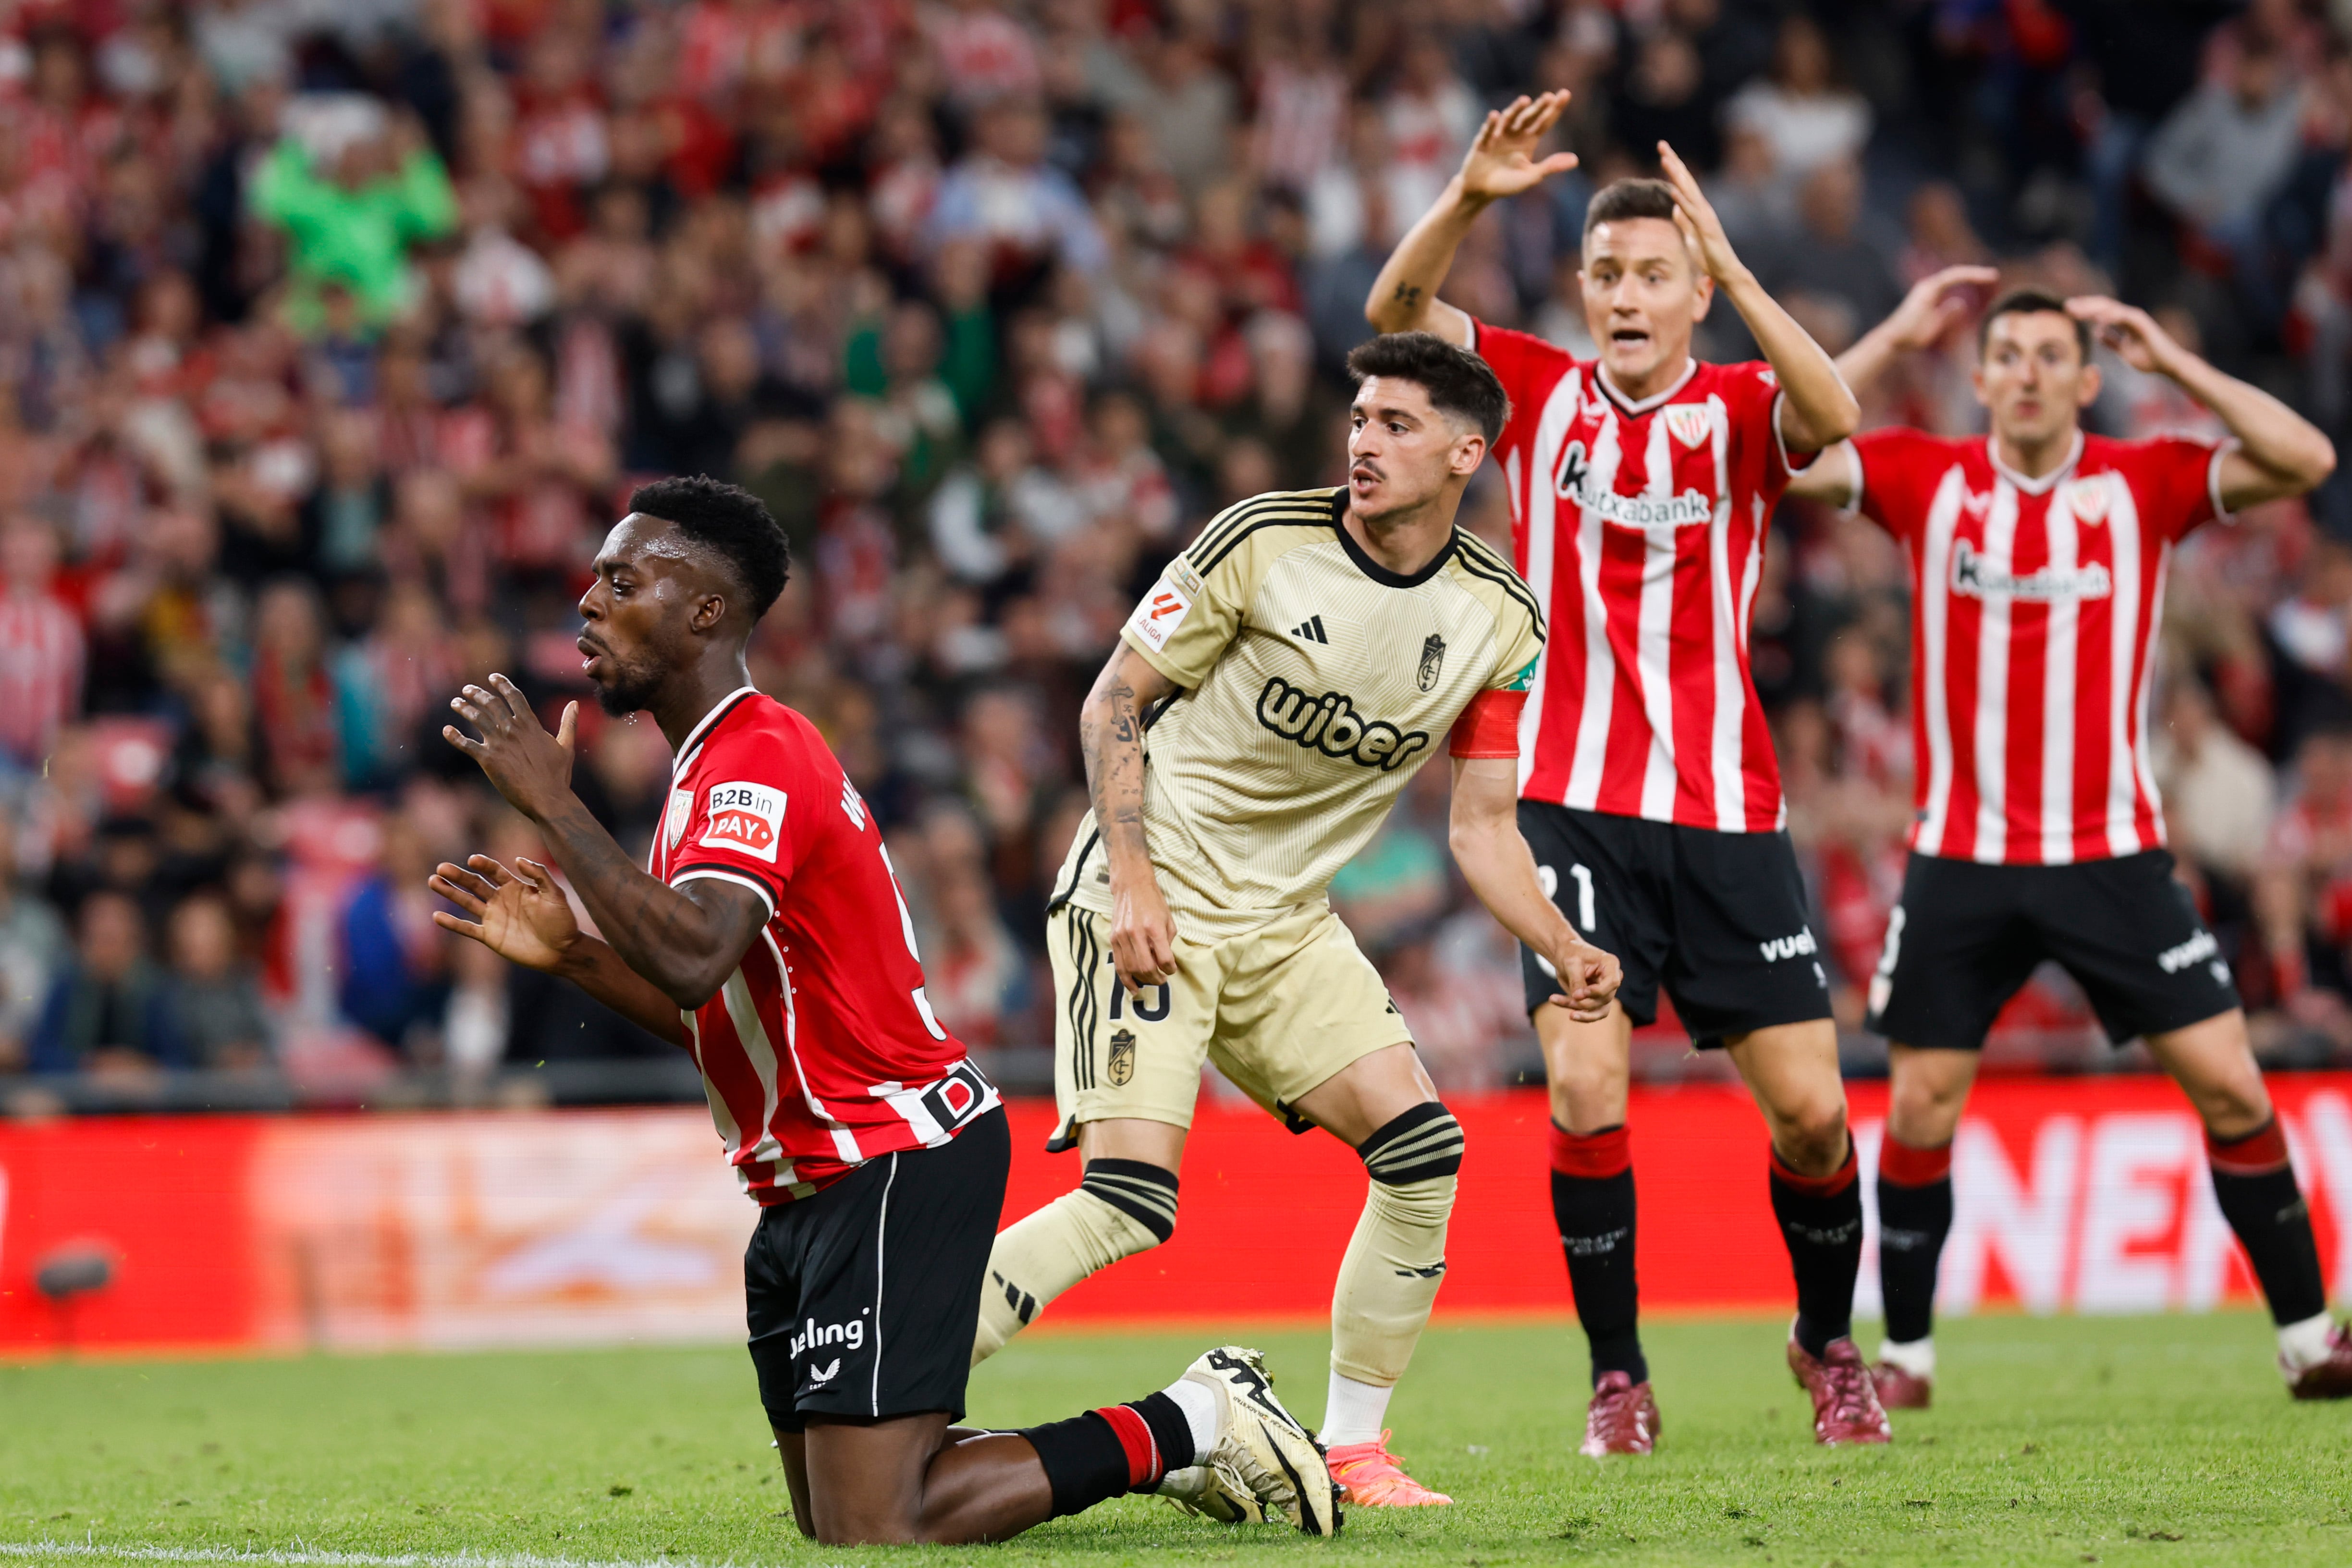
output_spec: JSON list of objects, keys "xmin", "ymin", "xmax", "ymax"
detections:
[
  {"xmin": 1473, "ymin": 321, "xmax": 1801, "ymax": 831},
  {"xmin": 651, "ymin": 687, "xmax": 998, "ymax": 1204},
  {"xmin": 1848, "ymin": 428, "xmax": 2230, "ymax": 865},
  {"xmin": 0, "ymin": 590, "xmax": 83, "ymax": 765}
]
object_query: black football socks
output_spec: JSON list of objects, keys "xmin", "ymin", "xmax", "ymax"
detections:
[
  {"xmin": 2206, "ymin": 1116, "xmax": 2328, "ymax": 1326},
  {"xmin": 1020, "ymin": 1390, "xmax": 1198, "ymax": 1517},
  {"xmin": 1875, "ymin": 1134, "xmax": 1955, "ymax": 1347},
  {"xmin": 1769, "ymin": 1139, "xmax": 1864, "ymax": 1359},
  {"xmin": 1550, "ymin": 1121, "xmax": 1647, "ymax": 1387}
]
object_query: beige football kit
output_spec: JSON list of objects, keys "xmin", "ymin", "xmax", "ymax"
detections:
[{"xmin": 1043, "ymin": 485, "xmax": 1545, "ymax": 1142}]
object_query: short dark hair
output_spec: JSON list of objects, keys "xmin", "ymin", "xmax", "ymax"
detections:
[
  {"xmin": 1978, "ymin": 288, "xmax": 2091, "ymax": 363},
  {"xmin": 1582, "ymin": 177, "xmax": 1679, "ymax": 242},
  {"xmin": 1346, "ymin": 331, "xmax": 1511, "ymax": 444},
  {"xmin": 626, "ymin": 475, "xmax": 792, "ymax": 620}
]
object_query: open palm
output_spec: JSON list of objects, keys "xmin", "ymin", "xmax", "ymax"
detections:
[
  {"xmin": 1459, "ymin": 92, "xmax": 1580, "ymax": 203},
  {"xmin": 430, "ymin": 854, "xmax": 581, "ymax": 973}
]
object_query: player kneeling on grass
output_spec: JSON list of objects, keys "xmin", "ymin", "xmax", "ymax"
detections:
[
  {"xmin": 976, "ymin": 333, "xmax": 1622, "ymax": 1510},
  {"xmin": 1785, "ymin": 273, "xmax": 2352, "ymax": 1405},
  {"xmin": 427, "ymin": 475, "xmax": 1336, "ymax": 1543}
]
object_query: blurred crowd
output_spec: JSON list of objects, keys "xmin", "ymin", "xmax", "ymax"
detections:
[{"xmin": 11, "ymin": 0, "xmax": 2352, "ymax": 1110}]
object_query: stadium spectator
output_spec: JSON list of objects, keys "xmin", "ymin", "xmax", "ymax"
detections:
[
  {"xmin": 11, "ymin": 0, "xmax": 2352, "ymax": 1107},
  {"xmin": 160, "ymin": 892, "xmax": 273, "ymax": 1070},
  {"xmin": 31, "ymin": 890, "xmax": 181, "ymax": 1076}
]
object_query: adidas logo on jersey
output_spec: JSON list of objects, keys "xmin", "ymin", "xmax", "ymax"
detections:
[
  {"xmin": 1255, "ymin": 675, "xmax": 1431, "ymax": 772},
  {"xmin": 1290, "ymin": 615, "xmax": 1329, "ymax": 643}
]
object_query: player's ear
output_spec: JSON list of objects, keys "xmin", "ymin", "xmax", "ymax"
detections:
[
  {"xmin": 2075, "ymin": 360, "xmax": 2102, "ymax": 408},
  {"xmin": 1970, "ymin": 361, "xmax": 1990, "ymax": 411},
  {"xmin": 690, "ymin": 591, "xmax": 727, "ymax": 633},
  {"xmin": 1450, "ymin": 429, "xmax": 1487, "ymax": 477},
  {"xmin": 1690, "ymin": 271, "xmax": 1714, "ymax": 321}
]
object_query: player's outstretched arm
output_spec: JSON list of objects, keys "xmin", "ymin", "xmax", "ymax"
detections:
[
  {"xmin": 444, "ymin": 674, "xmax": 767, "ymax": 1010},
  {"xmin": 1078, "ymin": 643, "xmax": 1181, "ymax": 996},
  {"xmin": 1655, "ymin": 141, "xmax": 1858, "ymax": 453},
  {"xmin": 1365, "ymin": 91, "xmax": 1580, "ymax": 347},
  {"xmin": 430, "ymin": 854, "xmax": 688, "ymax": 1047},
  {"xmin": 1447, "ymin": 757, "xmax": 1620, "ymax": 1022},
  {"xmin": 2067, "ymin": 294, "xmax": 2338, "ymax": 510},
  {"xmin": 1785, "ymin": 264, "xmax": 2007, "ymax": 507}
]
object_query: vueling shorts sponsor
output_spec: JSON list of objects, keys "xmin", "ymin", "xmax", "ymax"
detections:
[
  {"xmin": 1759, "ymin": 927, "xmax": 1819, "ymax": 963},
  {"xmin": 1255, "ymin": 675, "xmax": 1430, "ymax": 771},
  {"xmin": 791, "ymin": 1311, "xmax": 868, "ymax": 1360},
  {"xmin": 2157, "ymin": 928, "xmax": 2220, "ymax": 975}
]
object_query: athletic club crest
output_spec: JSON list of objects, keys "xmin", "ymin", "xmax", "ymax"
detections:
[
  {"xmin": 1663, "ymin": 404, "xmax": 1713, "ymax": 450},
  {"xmin": 1417, "ymin": 633, "xmax": 1446, "ymax": 692},
  {"xmin": 2064, "ymin": 475, "xmax": 2112, "ymax": 526},
  {"xmin": 1106, "ymin": 1028, "xmax": 1136, "ymax": 1086},
  {"xmin": 665, "ymin": 787, "xmax": 693, "ymax": 849}
]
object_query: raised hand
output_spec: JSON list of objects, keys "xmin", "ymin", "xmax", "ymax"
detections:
[
  {"xmin": 444, "ymin": 674, "xmax": 578, "ymax": 821},
  {"xmin": 1458, "ymin": 91, "xmax": 1580, "ymax": 205},
  {"xmin": 1656, "ymin": 140, "xmax": 1744, "ymax": 285},
  {"xmin": 430, "ymin": 854, "xmax": 581, "ymax": 973},
  {"xmin": 2066, "ymin": 294, "xmax": 2179, "ymax": 375},
  {"xmin": 1883, "ymin": 264, "xmax": 2002, "ymax": 351}
]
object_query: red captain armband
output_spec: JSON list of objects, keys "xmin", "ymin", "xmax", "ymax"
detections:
[{"xmin": 1448, "ymin": 688, "xmax": 1526, "ymax": 759}]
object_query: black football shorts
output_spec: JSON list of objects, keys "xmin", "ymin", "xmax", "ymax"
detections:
[
  {"xmin": 745, "ymin": 1106, "xmax": 1009, "ymax": 1429},
  {"xmin": 1864, "ymin": 849, "xmax": 2241, "ymax": 1050},
  {"xmin": 1517, "ymin": 802, "xmax": 1832, "ymax": 1048}
]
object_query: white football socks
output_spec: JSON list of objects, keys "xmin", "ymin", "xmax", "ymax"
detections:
[
  {"xmin": 1877, "ymin": 1335, "xmax": 1935, "ymax": 1379},
  {"xmin": 2278, "ymin": 1310, "xmax": 2335, "ymax": 1372},
  {"xmin": 1320, "ymin": 1371, "xmax": 1395, "ymax": 1448},
  {"xmin": 1163, "ymin": 1374, "xmax": 1220, "ymax": 1455}
]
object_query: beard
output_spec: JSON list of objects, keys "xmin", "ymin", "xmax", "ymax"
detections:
[{"xmin": 593, "ymin": 649, "xmax": 667, "ymax": 717}]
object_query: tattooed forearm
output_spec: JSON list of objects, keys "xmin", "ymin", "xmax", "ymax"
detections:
[
  {"xmin": 1393, "ymin": 283, "xmax": 1422, "ymax": 306},
  {"xmin": 1081, "ymin": 658, "xmax": 1163, "ymax": 887}
]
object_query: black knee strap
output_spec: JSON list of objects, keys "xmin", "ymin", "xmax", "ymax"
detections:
[
  {"xmin": 1082, "ymin": 1158, "xmax": 1179, "ymax": 1243},
  {"xmin": 1359, "ymin": 1102, "xmax": 1464, "ymax": 1185}
]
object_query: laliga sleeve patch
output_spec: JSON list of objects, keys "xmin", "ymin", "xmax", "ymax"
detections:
[
  {"xmin": 701, "ymin": 780, "xmax": 787, "ymax": 863},
  {"xmin": 1127, "ymin": 574, "xmax": 1193, "ymax": 653}
]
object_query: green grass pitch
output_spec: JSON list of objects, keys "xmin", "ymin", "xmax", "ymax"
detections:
[{"xmin": 2, "ymin": 1315, "xmax": 2348, "ymax": 1567}]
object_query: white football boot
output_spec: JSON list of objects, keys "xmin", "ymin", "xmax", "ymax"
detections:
[{"xmin": 1164, "ymin": 1345, "xmax": 1341, "ymax": 1535}]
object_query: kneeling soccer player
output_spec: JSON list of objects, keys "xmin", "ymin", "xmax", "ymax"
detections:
[
  {"xmin": 978, "ymin": 331, "xmax": 1622, "ymax": 1511},
  {"xmin": 1787, "ymin": 273, "xmax": 2352, "ymax": 1404},
  {"xmin": 429, "ymin": 475, "xmax": 1336, "ymax": 1542}
]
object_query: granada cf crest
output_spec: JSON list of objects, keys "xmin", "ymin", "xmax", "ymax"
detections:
[
  {"xmin": 1417, "ymin": 633, "xmax": 1446, "ymax": 692},
  {"xmin": 1106, "ymin": 1029, "xmax": 1137, "ymax": 1086}
]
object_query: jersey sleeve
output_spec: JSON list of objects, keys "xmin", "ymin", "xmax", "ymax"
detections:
[
  {"xmin": 1467, "ymin": 318, "xmax": 1575, "ymax": 463},
  {"xmin": 1120, "ymin": 494, "xmax": 1295, "ymax": 687},
  {"xmin": 1447, "ymin": 539, "xmax": 1545, "ymax": 758},
  {"xmin": 668, "ymin": 730, "xmax": 801, "ymax": 916},
  {"xmin": 2120, "ymin": 436, "xmax": 2233, "ymax": 540},
  {"xmin": 1848, "ymin": 426, "xmax": 1951, "ymax": 543}
]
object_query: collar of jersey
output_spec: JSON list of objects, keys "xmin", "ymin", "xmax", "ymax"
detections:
[
  {"xmin": 1594, "ymin": 356, "xmax": 1700, "ymax": 417},
  {"xmin": 1328, "ymin": 488, "xmax": 1458, "ymax": 588},
  {"xmin": 671, "ymin": 685, "xmax": 761, "ymax": 775},
  {"xmin": 1984, "ymin": 429, "xmax": 2083, "ymax": 495}
]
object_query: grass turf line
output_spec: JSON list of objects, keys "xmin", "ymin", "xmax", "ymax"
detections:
[{"xmin": 3, "ymin": 1315, "xmax": 2348, "ymax": 1567}]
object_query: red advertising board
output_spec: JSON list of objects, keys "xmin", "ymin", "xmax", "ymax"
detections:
[{"xmin": 2, "ymin": 1077, "xmax": 2348, "ymax": 1356}]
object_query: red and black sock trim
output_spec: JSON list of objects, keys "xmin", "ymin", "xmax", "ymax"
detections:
[
  {"xmin": 1769, "ymin": 1140, "xmax": 1863, "ymax": 1359},
  {"xmin": 1875, "ymin": 1134, "xmax": 1954, "ymax": 1346},
  {"xmin": 1020, "ymin": 1392, "xmax": 1198, "ymax": 1517},
  {"xmin": 1549, "ymin": 1121, "xmax": 1645, "ymax": 1386},
  {"xmin": 2205, "ymin": 1117, "xmax": 2327, "ymax": 1326}
]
